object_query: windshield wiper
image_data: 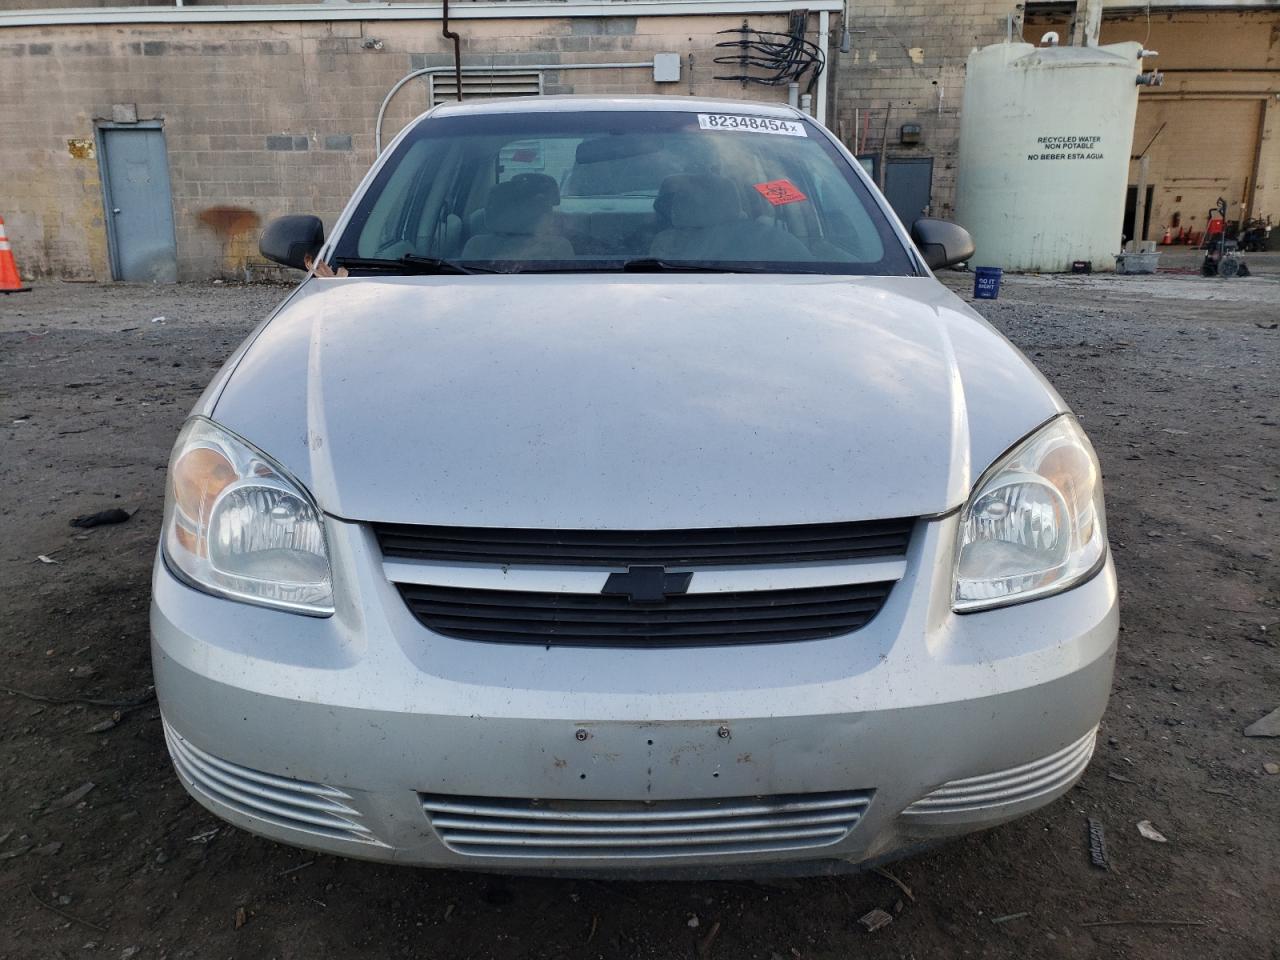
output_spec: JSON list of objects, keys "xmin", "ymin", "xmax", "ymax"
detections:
[
  {"xmin": 623, "ymin": 259, "xmax": 835, "ymax": 275},
  {"xmin": 333, "ymin": 255, "xmax": 499, "ymax": 275},
  {"xmin": 621, "ymin": 258, "xmax": 764, "ymax": 274}
]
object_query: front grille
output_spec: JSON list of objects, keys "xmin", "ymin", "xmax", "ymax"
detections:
[
  {"xmin": 397, "ymin": 581, "xmax": 894, "ymax": 646},
  {"xmin": 163, "ymin": 722, "xmax": 383, "ymax": 846},
  {"xmin": 373, "ymin": 518, "xmax": 914, "ymax": 567},
  {"xmin": 421, "ymin": 791, "xmax": 873, "ymax": 861}
]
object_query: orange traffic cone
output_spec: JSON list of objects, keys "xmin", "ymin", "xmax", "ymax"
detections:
[{"xmin": 0, "ymin": 216, "xmax": 31, "ymax": 293}]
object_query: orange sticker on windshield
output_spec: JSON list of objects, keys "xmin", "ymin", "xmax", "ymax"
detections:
[{"xmin": 754, "ymin": 179, "xmax": 808, "ymax": 206}]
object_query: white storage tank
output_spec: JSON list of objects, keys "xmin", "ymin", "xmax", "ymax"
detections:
[{"xmin": 955, "ymin": 41, "xmax": 1145, "ymax": 272}]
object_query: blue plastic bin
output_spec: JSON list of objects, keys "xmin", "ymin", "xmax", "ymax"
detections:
[{"xmin": 973, "ymin": 266, "xmax": 1002, "ymax": 300}]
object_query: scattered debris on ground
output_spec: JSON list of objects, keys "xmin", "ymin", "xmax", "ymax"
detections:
[
  {"xmin": 992, "ymin": 912, "xmax": 1030, "ymax": 925},
  {"xmin": 70, "ymin": 508, "xmax": 132, "ymax": 529},
  {"xmin": 859, "ymin": 908, "xmax": 895, "ymax": 933},
  {"xmin": 1137, "ymin": 820, "xmax": 1169, "ymax": 843},
  {"xmin": 696, "ymin": 919, "xmax": 722, "ymax": 957},
  {"xmin": 1088, "ymin": 817, "xmax": 1109, "ymax": 868},
  {"xmin": 46, "ymin": 781, "xmax": 95, "ymax": 811},
  {"xmin": 1244, "ymin": 707, "xmax": 1280, "ymax": 737}
]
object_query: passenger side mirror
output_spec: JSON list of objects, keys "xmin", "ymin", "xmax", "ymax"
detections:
[
  {"xmin": 911, "ymin": 218, "xmax": 975, "ymax": 271},
  {"xmin": 260, "ymin": 215, "xmax": 325, "ymax": 271}
]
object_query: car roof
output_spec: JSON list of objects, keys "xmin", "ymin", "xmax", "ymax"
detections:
[{"xmin": 428, "ymin": 94, "xmax": 807, "ymax": 120}]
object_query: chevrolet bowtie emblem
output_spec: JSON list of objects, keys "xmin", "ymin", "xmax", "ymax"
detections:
[{"xmin": 601, "ymin": 565, "xmax": 693, "ymax": 604}]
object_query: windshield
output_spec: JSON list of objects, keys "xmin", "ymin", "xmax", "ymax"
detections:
[{"xmin": 332, "ymin": 109, "xmax": 918, "ymax": 275}]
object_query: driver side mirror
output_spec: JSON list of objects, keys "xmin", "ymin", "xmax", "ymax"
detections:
[
  {"xmin": 260, "ymin": 215, "xmax": 325, "ymax": 271},
  {"xmin": 911, "ymin": 218, "xmax": 975, "ymax": 271}
]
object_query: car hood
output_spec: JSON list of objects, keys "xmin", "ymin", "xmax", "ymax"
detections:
[{"xmin": 208, "ymin": 275, "xmax": 1064, "ymax": 528}]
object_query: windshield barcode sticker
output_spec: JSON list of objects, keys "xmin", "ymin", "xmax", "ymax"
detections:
[{"xmin": 697, "ymin": 114, "xmax": 807, "ymax": 137}]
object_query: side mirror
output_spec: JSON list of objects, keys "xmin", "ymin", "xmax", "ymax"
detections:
[
  {"xmin": 260, "ymin": 215, "xmax": 324, "ymax": 271},
  {"xmin": 911, "ymin": 218, "xmax": 975, "ymax": 271}
]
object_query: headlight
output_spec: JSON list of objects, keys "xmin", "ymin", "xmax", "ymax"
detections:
[
  {"xmin": 162, "ymin": 417, "xmax": 333, "ymax": 615},
  {"xmin": 954, "ymin": 415, "xmax": 1107, "ymax": 612}
]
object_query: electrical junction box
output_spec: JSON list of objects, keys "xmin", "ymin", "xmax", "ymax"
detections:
[{"xmin": 653, "ymin": 53, "xmax": 681, "ymax": 83}]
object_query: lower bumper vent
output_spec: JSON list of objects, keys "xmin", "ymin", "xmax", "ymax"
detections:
[
  {"xmin": 164, "ymin": 722, "xmax": 382, "ymax": 846},
  {"xmin": 903, "ymin": 727, "xmax": 1098, "ymax": 818},
  {"xmin": 420, "ymin": 791, "xmax": 873, "ymax": 861}
]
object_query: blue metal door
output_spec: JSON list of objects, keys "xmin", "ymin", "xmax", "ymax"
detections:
[
  {"xmin": 884, "ymin": 157, "xmax": 933, "ymax": 226},
  {"xmin": 100, "ymin": 126, "xmax": 177, "ymax": 282}
]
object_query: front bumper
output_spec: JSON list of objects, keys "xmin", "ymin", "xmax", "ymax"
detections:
[{"xmin": 151, "ymin": 514, "xmax": 1118, "ymax": 875}]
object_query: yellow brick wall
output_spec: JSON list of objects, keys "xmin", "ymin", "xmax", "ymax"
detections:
[{"xmin": 1027, "ymin": 9, "xmax": 1280, "ymax": 239}]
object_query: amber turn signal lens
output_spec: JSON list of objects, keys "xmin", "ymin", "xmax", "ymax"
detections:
[{"xmin": 172, "ymin": 446, "xmax": 237, "ymax": 536}]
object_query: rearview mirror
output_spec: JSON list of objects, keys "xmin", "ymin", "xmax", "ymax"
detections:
[
  {"xmin": 575, "ymin": 135, "xmax": 663, "ymax": 165},
  {"xmin": 260, "ymin": 215, "xmax": 324, "ymax": 271},
  {"xmin": 911, "ymin": 218, "xmax": 975, "ymax": 271}
]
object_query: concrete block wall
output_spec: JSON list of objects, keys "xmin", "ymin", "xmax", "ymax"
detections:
[
  {"xmin": 0, "ymin": 12, "xmax": 806, "ymax": 281},
  {"xmin": 829, "ymin": 0, "xmax": 1018, "ymax": 220}
]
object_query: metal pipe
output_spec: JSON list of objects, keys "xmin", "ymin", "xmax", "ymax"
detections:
[
  {"xmin": 1071, "ymin": 0, "xmax": 1103, "ymax": 46},
  {"xmin": 831, "ymin": 62, "xmax": 842, "ymax": 137},
  {"xmin": 1244, "ymin": 97, "xmax": 1268, "ymax": 223},
  {"xmin": 877, "ymin": 103, "xmax": 891, "ymax": 191},
  {"xmin": 2, "ymin": 0, "xmax": 846, "ymax": 27},
  {"xmin": 376, "ymin": 62, "xmax": 652, "ymax": 153},
  {"xmin": 1133, "ymin": 120, "xmax": 1166, "ymax": 160},
  {"xmin": 1130, "ymin": 155, "xmax": 1148, "ymax": 249},
  {"xmin": 1083, "ymin": 0, "xmax": 1103, "ymax": 47},
  {"xmin": 442, "ymin": 0, "xmax": 462, "ymax": 102},
  {"xmin": 787, "ymin": 82, "xmax": 800, "ymax": 108},
  {"xmin": 1156, "ymin": 67, "xmax": 1277, "ymax": 74},
  {"xmin": 1138, "ymin": 92, "xmax": 1275, "ymax": 100},
  {"xmin": 1100, "ymin": 0, "xmax": 1274, "ymax": 7},
  {"xmin": 815, "ymin": 9, "xmax": 830, "ymax": 128}
]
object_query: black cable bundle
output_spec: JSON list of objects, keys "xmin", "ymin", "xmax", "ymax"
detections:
[{"xmin": 713, "ymin": 12, "xmax": 826, "ymax": 94}]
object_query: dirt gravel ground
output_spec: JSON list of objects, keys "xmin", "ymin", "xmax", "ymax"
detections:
[{"xmin": 1, "ymin": 260, "xmax": 1278, "ymax": 960}]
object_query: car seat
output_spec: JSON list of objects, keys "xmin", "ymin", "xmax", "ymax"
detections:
[
  {"xmin": 649, "ymin": 174, "xmax": 811, "ymax": 262},
  {"xmin": 461, "ymin": 174, "xmax": 575, "ymax": 261}
]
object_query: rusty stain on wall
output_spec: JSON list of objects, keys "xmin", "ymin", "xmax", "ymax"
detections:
[
  {"xmin": 67, "ymin": 138, "xmax": 95, "ymax": 160},
  {"xmin": 197, "ymin": 205, "xmax": 261, "ymax": 275}
]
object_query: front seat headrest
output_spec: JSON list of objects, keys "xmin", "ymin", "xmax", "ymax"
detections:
[
  {"xmin": 655, "ymin": 174, "xmax": 743, "ymax": 229},
  {"xmin": 485, "ymin": 174, "xmax": 561, "ymax": 236}
]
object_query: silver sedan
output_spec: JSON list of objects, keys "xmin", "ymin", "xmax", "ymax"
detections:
[{"xmin": 151, "ymin": 96, "xmax": 1116, "ymax": 875}]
